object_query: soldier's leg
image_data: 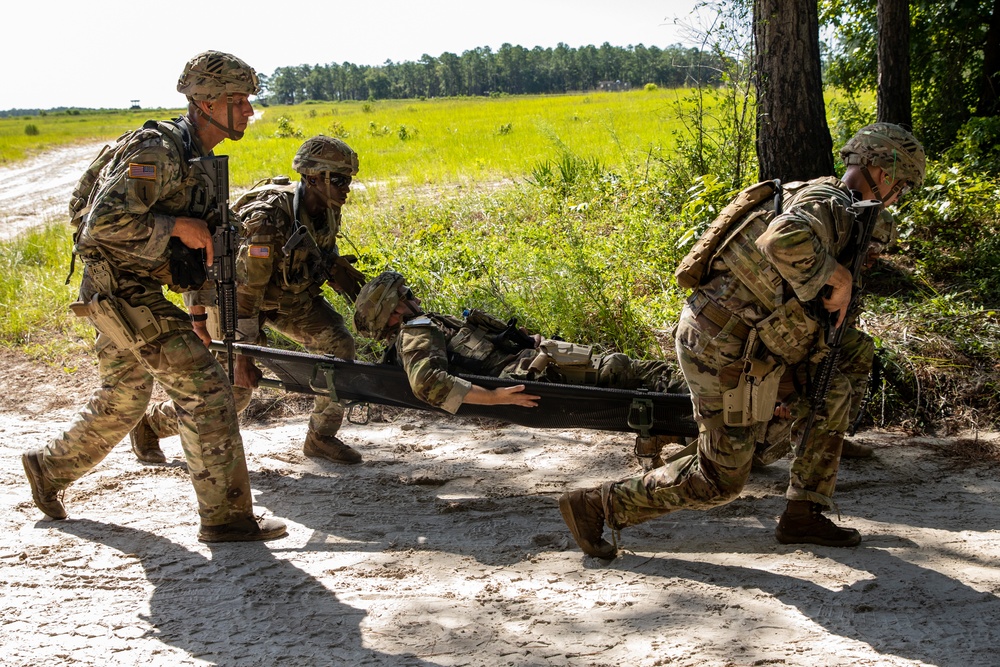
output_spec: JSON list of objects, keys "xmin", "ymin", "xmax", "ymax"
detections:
[
  {"xmin": 776, "ymin": 347, "xmax": 861, "ymax": 547},
  {"xmin": 24, "ymin": 337, "xmax": 154, "ymax": 517},
  {"xmin": 561, "ymin": 308, "xmax": 753, "ymax": 558},
  {"xmin": 270, "ymin": 298, "xmax": 359, "ymax": 463},
  {"xmin": 840, "ymin": 328, "xmax": 876, "ymax": 458},
  {"xmin": 132, "ymin": 386, "xmax": 253, "ymax": 463},
  {"xmin": 144, "ymin": 330, "xmax": 256, "ymax": 526}
]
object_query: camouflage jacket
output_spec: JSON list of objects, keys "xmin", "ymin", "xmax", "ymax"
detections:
[
  {"xmin": 387, "ymin": 312, "xmax": 531, "ymax": 414},
  {"xmin": 696, "ymin": 176, "xmax": 861, "ymax": 363},
  {"xmin": 75, "ymin": 116, "xmax": 218, "ymax": 316},
  {"xmin": 234, "ymin": 178, "xmax": 343, "ymax": 328}
]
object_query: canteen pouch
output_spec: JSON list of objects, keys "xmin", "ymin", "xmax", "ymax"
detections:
[
  {"xmin": 70, "ymin": 294, "xmax": 162, "ymax": 351},
  {"xmin": 754, "ymin": 299, "xmax": 819, "ymax": 366}
]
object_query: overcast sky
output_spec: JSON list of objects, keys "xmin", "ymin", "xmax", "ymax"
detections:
[{"xmin": 3, "ymin": 0, "xmax": 708, "ymax": 110}]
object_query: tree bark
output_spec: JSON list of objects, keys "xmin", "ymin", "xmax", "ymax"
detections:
[
  {"xmin": 977, "ymin": 0, "xmax": 1000, "ymax": 116},
  {"xmin": 877, "ymin": 0, "xmax": 913, "ymax": 126},
  {"xmin": 753, "ymin": 0, "xmax": 834, "ymax": 181}
]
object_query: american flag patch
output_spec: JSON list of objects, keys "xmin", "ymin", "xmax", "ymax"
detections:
[
  {"xmin": 128, "ymin": 163, "xmax": 157, "ymax": 180},
  {"xmin": 248, "ymin": 245, "xmax": 270, "ymax": 258}
]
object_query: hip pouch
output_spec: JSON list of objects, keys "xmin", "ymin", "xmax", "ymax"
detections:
[
  {"xmin": 70, "ymin": 294, "xmax": 162, "ymax": 351},
  {"xmin": 754, "ymin": 299, "xmax": 819, "ymax": 366}
]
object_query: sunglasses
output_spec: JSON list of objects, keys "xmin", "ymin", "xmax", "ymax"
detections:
[{"xmin": 325, "ymin": 173, "xmax": 352, "ymax": 189}]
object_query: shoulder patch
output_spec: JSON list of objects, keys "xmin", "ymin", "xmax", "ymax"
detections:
[
  {"xmin": 128, "ymin": 163, "xmax": 157, "ymax": 180},
  {"xmin": 248, "ymin": 244, "xmax": 270, "ymax": 258},
  {"xmin": 402, "ymin": 315, "xmax": 434, "ymax": 327}
]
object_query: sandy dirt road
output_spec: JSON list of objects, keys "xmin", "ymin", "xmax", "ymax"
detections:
[{"xmin": 2, "ymin": 144, "xmax": 1000, "ymax": 667}]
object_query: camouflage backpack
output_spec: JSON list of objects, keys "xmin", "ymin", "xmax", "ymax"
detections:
[{"xmin": 66, "ymin": 119, "xmax": 193, "ymax": 281}]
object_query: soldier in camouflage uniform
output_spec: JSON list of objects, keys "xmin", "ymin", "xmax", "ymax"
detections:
[
  {"xmin": 20, "ymin": 51, "xmax": 286, "ymax": 543},
  {"xmin": 129, "ymin": 135, "xmax": 365, "ymax": 464},
  {"xmin": 560, "ymin": 124, "xmax": 925, "ymax": 558},
  {"xmin": 353, "ymin": 271, "xmax": 687, "ymax": 412}
]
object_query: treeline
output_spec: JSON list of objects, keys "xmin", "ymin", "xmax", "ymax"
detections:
[{"xmin": 260, "ymin": 42, "xmax": 725, "ymax": 104}]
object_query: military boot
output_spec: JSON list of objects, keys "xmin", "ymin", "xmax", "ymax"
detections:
[
  {"xmin": 559, "ymin": 487, "xmax": 617, "ymax": 559},
  {"xmin": 21, "ymin": 450, "xmax": 67, "ymax": 520},
  {"xmin": 775, "ymin": 500, "xmax": 861, "ymax": 547},
  {"xmin": 129, "ymin": 414, "xmax": 166, "ymax": 464},
  {"xmin": 198, "ymin": 515, "xmax": 288, "ymax": 543},
  {"xmin": 841, "ymin": 438, "xmax": 874, "ymax": 459},
  {"xmin": 303, "ymin": 432, "xmax": 362, "ymax": 464}
]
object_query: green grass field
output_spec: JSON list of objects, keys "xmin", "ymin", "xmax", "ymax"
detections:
[{"xmin": 0, "ymin": 89, "xmax": 692, "ymax": 186}]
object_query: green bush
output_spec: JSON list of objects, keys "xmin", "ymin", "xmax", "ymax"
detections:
[{"xmin": 24, "ymin": 124, "xmax": 39, "ymax": 136}]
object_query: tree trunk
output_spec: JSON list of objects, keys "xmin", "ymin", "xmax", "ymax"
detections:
[
  {"xmin": 753, "ymin": 0, "xmax": 834, "ymax": 181},
  {"xmin": 977, "ymin": 0, "xmax": 1000, "ymax": 116},
  {"xmin": 877, "ymin": 0, "xmax": 913, "ymax": 126}
]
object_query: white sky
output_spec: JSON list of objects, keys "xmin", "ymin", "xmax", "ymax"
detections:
[{"xmin": 3, "ymin": 0, "xmax": 708, "ymax": 110}]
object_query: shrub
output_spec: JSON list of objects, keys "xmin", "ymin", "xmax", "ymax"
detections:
[{"xmin": 24, "ymin": 124, "xmax": 39, "ymax": 136}]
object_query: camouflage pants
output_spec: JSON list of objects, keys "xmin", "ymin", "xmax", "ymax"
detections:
[
  {"xmin": 593, "ymin": 354, "xmax": 688, "ymax": 394},
  {"xmin": 606, "ymin": 304, "xmax": 871, "ymax": 529},
  {"xmin": 145, "ymin": 296, "xmax": 355, "ymax": 442},
  {"xmin": 39, "ymin": 328, "xmax": 253, "ymax": 526}
]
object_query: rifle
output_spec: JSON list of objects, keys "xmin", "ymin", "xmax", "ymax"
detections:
[
  {"xmin": 795, "ymin": 199, "xmax": 882, "ymax": 456},
  {"xmin": 282, "ymin": 225, "xmax": 367, "ymax": 303},
  {"xmin": 190, "ymin": 155, "xmax": 238, "ymax": 384}
]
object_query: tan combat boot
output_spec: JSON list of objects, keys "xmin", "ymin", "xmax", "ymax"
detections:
[
  {"xmin": 303, "ymin": 431, "xmax": 362, "ymax": 464},
  {"xmin": 841, "ymin": 438, "xmax": 874, "ymax": 458},
  {"xmin": 559, "ymin": 487, "xmax": 617, "ymax": 559},
  {"xmin": 198, "ymin": 515, "xmax": 288, "ymax": 543},
  {"xmin": 775, "ymin": 500, "xmax": 861, "ymax": 547},
  {"xmin": 21, "ymin": 450, "xmax": 67, "ymax": 520},
  {"xmin": 129, "ymin": 414, "xmax": 166, "ymax": 464}
]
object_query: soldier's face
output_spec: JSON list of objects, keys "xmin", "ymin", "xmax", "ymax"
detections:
[{"xmin": 205, "ymin": 94, "xmax": 254, "ymax": 134}]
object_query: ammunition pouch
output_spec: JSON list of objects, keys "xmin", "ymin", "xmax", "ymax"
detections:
[
  {"xmin": 70, "ymin": 293, "xmax": 162, "ymax": 351},
  {"xmin": 755, "ymin": 299, "xmax": 820, "ymax": 366}
]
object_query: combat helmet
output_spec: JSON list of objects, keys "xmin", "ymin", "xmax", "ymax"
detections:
[
  {"xmin": 176, "ymin": 50, "xmax": 260, "ymax": 101},
  {"xmin": 293, "ymin": 136, "xmax": 359, "ymax": 177},
  {"xmin": 354, "ymin": 271, "xmax": 408, "ymax": 340},
  {"xmin": 841, "ymin": 123, "xmax": 926, "ymax": 200}
]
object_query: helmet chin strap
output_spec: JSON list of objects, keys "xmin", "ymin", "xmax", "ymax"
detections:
[
  {"xmin": 199, "ymin": 94, "xmax": 244, "ymax": 141},
  {"xmin": 861, "ymin": 164, "xmax": 905, "ymax": 204}
]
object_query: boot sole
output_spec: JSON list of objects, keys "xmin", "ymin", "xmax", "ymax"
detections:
[
  {"xmin": 198, "ymin": 526, "xmax": 288, "ymax": 543},
  {"xmin": 558, "ymin": 494, "xmax": 617, "ymax": 559},
  {"xmin": 775, "ymin": 527, "xmax": 861, "ymax": 547}
]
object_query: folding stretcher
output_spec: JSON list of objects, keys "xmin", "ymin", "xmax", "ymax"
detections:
[{"xmin": 224, "ymin": 343, "xmax": 699, "ymax": 438}]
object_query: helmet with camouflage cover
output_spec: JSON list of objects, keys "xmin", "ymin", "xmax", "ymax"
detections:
[
  {"xmin": 177, "ymin": 50, "xmax": 260, "ymax": 101},
  {"xmin": 841, "ymin": 123, "xmax": 926, "ymax": 191},
  {"xmin": 293, "ymin": 136, "xmax": 359, "ymax": 177},
  {"xmin": 354, "ymin": 271, "xmax": 408, "ymax": 340}
]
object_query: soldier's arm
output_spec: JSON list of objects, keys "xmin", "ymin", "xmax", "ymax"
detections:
[
  {"xmin": 234, "ymin": 210, "xmax": 279, "ymax": 343},
  {"xmin": 84, "ymin": 137, "xmax": 185, "ymax": 265},
  {"xmin": 398, "ymin": 325, "xmax": 473, "ymax": 414},
  {"xmin": 756, "ymin": 201, "xmax": 843, "ymax": 303}
]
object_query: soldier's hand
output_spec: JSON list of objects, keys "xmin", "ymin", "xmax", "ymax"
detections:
[
  {"xmin": 172, "ymin": 217, "xmax": 214, "ymax": 266},
  {"xmin": 823, "ymin": 263, "xmax": 853, "ymax": 328},
  {"xmin": 234, "ymin": 355, "xmax": 263, "ymax": 389}
]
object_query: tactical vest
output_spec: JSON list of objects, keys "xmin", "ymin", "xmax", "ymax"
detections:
[
  {"xmin": 234, "ymin": 177, "xmax": 341, "ymax": 303},
  {"xmin": 696, "ymin": 177, "xmax": 853, "ymax": 365},
  {"xmin": 393, "ymin": 310, "xmax": 529, "ymax": 376}
]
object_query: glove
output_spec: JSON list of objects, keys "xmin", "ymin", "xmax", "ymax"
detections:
[{"xmin": 168, "ymin": 237, "xmax": 207, "ymax": 289}]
